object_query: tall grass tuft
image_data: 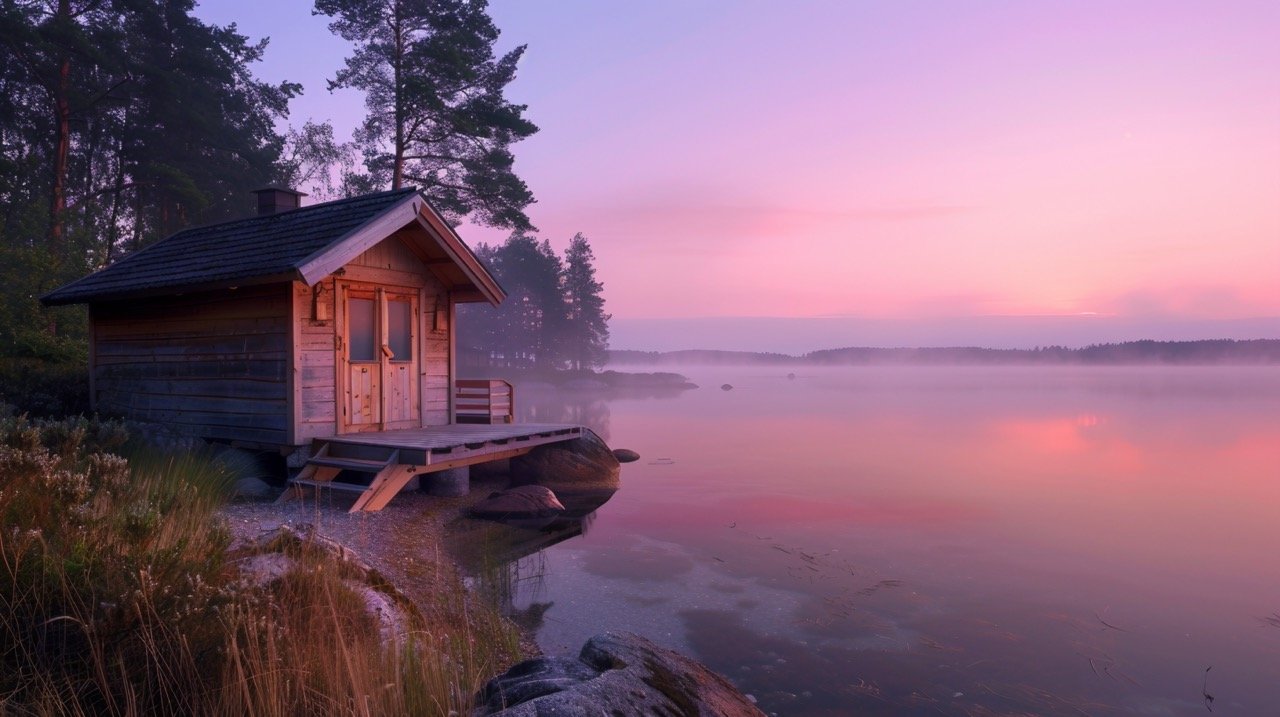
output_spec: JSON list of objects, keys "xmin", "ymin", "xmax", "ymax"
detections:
[{"xmin": 0, "ymin": 413, "xmax": 526, "ymax": 716}]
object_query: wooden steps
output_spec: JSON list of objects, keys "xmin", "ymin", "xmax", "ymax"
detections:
[
  {"xmin": 307, "ymin": 455, "xmax": 396, "ymax": 472},
  {"xmin": 279, "ymin": 443, "xmax": 418, "ymax": 513}
]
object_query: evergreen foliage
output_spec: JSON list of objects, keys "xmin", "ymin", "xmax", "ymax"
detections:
[
  {"xmin": 315, "ymin": 0, "xmax": 538, "ymax": 229},
  {"xmin": 0, "ymin": 0, "xmax": 296, "ymax": 358},
  {"xmin": 563, "ymin": 233, "xmax": 611, "ymax": 370},
  {"xmin": 459, "ymin": 233, "xmax": 611, "ymax": 371}
]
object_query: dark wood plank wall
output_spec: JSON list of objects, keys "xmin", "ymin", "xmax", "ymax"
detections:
[{"xmin": 93, "ymin": 284, "xmax": 291, "ymax": 447}]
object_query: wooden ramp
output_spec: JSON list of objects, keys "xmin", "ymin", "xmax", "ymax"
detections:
[{"xmin": 283, "ymin": 423, "xmax": 584, "ymax": 512}]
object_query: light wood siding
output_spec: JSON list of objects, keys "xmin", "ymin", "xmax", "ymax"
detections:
[
  {"xmin": 355, "ymin": 235, "xmax": 452, "ymax": 426},
  {"xmin": 351, "ymin": 232, "xmax": 423, "ymax": 271},
  {"xmin": 294, "ymin": 277, "xmax": 337, "ymax": 443},
  {"xmin": 293, "ymin": 234, "xmax": 453, "ymax": 441},
  {"xmin": 93, "ymin": 284, "xmax": 290, "ymax": 447},
  {"xmin": 423, "ymin": 301, "xmax": 450, "ymax": 425}
]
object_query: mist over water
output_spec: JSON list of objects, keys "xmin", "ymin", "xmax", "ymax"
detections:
[
  {"xmin": 465, "ymin": 365, "xmax": 1280, "ymax": 715},
  {"xmin": 608, "ymin": 316, "xmax": 1280, "ymax": 354}
]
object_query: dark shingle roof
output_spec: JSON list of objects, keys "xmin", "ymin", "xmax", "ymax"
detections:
[{"xmin": 42, "ymin": 188, "xmax": 419, "ymax": 305}]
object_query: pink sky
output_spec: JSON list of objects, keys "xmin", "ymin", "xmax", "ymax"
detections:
[{"xmin": 197, "ymin": 1, "xmax": 1279, "ymax": 351}]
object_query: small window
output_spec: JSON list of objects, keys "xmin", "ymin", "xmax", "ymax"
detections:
[
  {"xmin": 388, "ymin": 299, "xmax": 412, "ymax": 361},
  {"xmin": 349, "ymin": 298, "xmax": 376, "ymax": 361}
]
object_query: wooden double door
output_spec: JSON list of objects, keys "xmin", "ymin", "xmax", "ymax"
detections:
[{"xmin": 338, "ymin": 282, "xmax": 420, "ymax": 432}]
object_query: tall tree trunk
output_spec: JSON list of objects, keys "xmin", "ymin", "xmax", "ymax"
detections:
[
  {"xmin": 391, "ymin": 1, "xmax": 405, "ymax": 189},
  {"xmin": 47, "ymin": 0, "xmax": 73, "ymax": 253}
]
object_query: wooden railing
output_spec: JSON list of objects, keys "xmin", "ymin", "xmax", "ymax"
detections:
[{"xmin": 454, "ymin": 379, "xmax": 515, "ymax": 424}]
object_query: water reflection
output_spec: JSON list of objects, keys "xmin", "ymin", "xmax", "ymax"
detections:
[
  {"xmin": 466, "ymin": 367, "xmax": 1280, "ymax": 715},
  {"xmin": 504, "ymin": 376, "xmax": 697, "ymax": 444},
  {"xmin": 511, "ymin": 381, "xmax": 612, "ymax": 441},
  {"xmin": 446, "ymin": 484, "xmax": 617, "ymax": 623}
]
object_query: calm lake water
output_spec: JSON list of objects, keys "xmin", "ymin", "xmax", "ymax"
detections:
[{"xmin": 463, "ymin": 366, "xmax": 1280, "ymax": 716}]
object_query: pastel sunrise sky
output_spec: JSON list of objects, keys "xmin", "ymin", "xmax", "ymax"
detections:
[{"xmin": 196, "ymin": 1, "xmax": 1280, "ymax": 352}]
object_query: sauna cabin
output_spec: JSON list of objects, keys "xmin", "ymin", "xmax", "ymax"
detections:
[{"xmin": 42, "ymin": 187, "xmax": 506, "ymax": 457}]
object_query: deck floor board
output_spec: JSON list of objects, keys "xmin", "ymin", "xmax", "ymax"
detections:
[{"xmin": 322, "ymin": 423, "xmax": 580, "ymax": 452}]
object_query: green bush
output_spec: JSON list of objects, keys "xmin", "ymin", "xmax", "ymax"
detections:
[{"xmin": 0, "ymin": 358, "xmax": 91, "ymax": 418}]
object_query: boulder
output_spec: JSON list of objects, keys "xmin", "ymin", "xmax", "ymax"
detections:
[
  {"xmin": 471, "ymin": 485, "xmax": 566, "ymax": 521},
  {"xmin": 234, "ymin": 525, "xmax": 419, "ymax": 643},
  {"xmin": 511, "ymin": 429, "xmax": 620, "ymax": 492},
  {"xmin": 612, "ymin": 448, "xmax": 640, "ymax": 463},
  {"xmin": 233, "ymin": 476, "xmax": 276, "ymax": 500},
  {"xmin": 214, "ymin": 447, "xmax": 281, "ymax": 499},
  {"xmin": 476, "ymin": 632, "xmax": 765, "ymax": 717}
]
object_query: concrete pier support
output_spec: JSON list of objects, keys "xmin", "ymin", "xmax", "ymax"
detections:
[{"xmin": 423, "ymin": 465, "xmax": 470, "ymax": 496}]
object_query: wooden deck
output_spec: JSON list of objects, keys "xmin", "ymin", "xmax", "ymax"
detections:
[
  {"xmin": 322, "ymin": 423, "xmax": 582, "ymax": 467},
  {"xmin": 284, "ymin": 422, "xmax": 584, "ymax": 512}
]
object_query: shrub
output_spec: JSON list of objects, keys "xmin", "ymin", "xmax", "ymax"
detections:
[
  {"xmin": 0, "ymin": 414, "xmax": 526, "ymax": 716},
  {"xmin": 0, "ymin": 358, "xmax": 91, "ymax": 418}
]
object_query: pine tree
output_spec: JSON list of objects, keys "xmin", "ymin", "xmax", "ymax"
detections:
[
  {"xmin": 0, "ymin": 0, "xmax": 295, "ymax": 355},
  {"xmin": 315, "ymin": 0, "xmax": 537, "ymax": 229},
  {"xmin": 562, "ymin": 233, "xmax": 610, "ymax": 370},
  {"xmin": 457, "ymin": 233, "xmax": 569, "ymax": 371}
]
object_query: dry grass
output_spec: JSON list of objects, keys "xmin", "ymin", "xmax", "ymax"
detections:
[{"xmin": 0, "ymin": 414, "xmax": 524, "ymax": 716}]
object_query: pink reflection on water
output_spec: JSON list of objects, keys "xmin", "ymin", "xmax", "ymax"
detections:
[{"xmin": 520, "ymin": 367, "xmax": 1280, "ymax": 714}]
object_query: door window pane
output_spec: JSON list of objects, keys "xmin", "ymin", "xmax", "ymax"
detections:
[
  {"xmin": 349, "ymin": 298, "xmax": 376, "ymax": 361},
  {"xmin": 388, "ymin": 299, "xmax": 412, "ymax": 361}
]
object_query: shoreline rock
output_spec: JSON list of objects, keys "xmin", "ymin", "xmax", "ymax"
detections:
[
  {"xmin": 470, "ymin": 485, "xmax": 566, "ymax": 526},
  {"xmin": 476, "ymin": 632, "xmax": 765, "ymax": 717},
  {"xmin": 612, "ymin": 447, "xmax": 640, "ymax": 463},
  {"xmin": 511, "ymin": 429, "xmax": 620, "ymax": 492}
]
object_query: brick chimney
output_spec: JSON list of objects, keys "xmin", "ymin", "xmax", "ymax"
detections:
[{"xmin": 252, "ymin": 186, "xmax": 307, "ymax": 216}]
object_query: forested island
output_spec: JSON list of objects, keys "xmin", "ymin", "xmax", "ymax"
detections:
[{"xmin": 610, "ymin": 339, "xmax": 1280, "ymax": 366}]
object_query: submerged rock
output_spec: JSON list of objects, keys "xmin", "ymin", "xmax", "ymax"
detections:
[
  {"xmin": 471, "ymin": 485, "xmax": 566, "ymax": 522},
  {"xmin": 612, "ymin": 448, "xmax": 641, "ymax": 463},
  {"xmin": 511, "ymin": 429, "xmax": 620, "ymax": 492},
  {"xmin": 476, "ymin": 632, "xmax": 765, "ymax": 717}
]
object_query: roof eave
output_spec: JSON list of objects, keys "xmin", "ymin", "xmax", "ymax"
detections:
[
  {"xmin": 294, "ymin": 193, "xmax": 423, "ymax": 286},
  {"xmin": 411, "ymin": 204, "xmax": 506, "ymax": 306},
  {"xmin": 40, "ymin": 271, "xmax": 301, "ymax": 306}
]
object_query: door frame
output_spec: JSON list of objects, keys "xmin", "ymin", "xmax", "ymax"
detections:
[{"xmin": 335, "ymin": 279, "xmax": 422, "ymax": 434}]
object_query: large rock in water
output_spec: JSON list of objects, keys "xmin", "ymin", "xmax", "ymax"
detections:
[
  {"xmin": 511, "ymin": 429, "xmax": 620, "ymax": 492},
  {"xmin": 475, "ymin": 632, "xmax": 765, "ymax": 717},
  {"xmin": 612, "ymin": 448, "xmax": 640, "ymax": 463},
  {"xmin": 471, "ymin": 485, "xmax": 566, "ymax": 521}
]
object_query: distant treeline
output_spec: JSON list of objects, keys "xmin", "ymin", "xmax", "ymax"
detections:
[{"xmin": 610, "ymin": 339, "xmax": 1280, "ymax": 366}]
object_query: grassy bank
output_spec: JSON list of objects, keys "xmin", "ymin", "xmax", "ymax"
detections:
[{"xmin": 0, "ymin": 413, "xmax": 524, "ymax": 716}]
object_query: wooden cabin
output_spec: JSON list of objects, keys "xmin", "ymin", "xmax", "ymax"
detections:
[{"xmin": 42, "ymin": 187, "xmax": 511, "ymax": 459}]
